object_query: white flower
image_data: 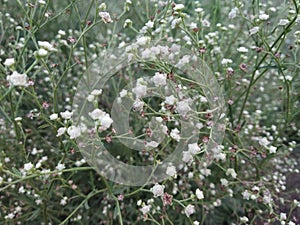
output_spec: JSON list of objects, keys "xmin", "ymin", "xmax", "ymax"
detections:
[
  {"xmin": 100, "ymin": 115, "xmax": 113, "ymax": 130},
  {"xmin": 166, "ymin": 165, "xmax": 177, "ymax": 177},
  {"xmin": 24, "ymin": 162, "xmax": 33, "ymax": 171},
  {"xmin": 60, "ymin": 110, "xmax": 73, "ymax": 120},
  {"xmin": 87, "ymin": 94, "xmax": 95, "ymax": 102},
  {"xmin": 188, "ymin": 143, "xmax": 201, "ymax": 155},
  {"xmin": 120, "ymin": 89, "xmax": 128, "ymax": 98},
  {"xmin": 280, "ymin": 213, "xmax": 287, "ymax": 221},
  {"xmin": 184, "ymin": 204, "xmax": 195, "ymax": 217},
  {"xmin": 249, "ymin": 26, "xmax": 260, "ymax": 35},
  {"xmin": 226, "ymin": 168, "xmax": 237, "ymax": 179},
  {"xmin": 228, "ymin": 7, "xmax": 238, "ymax": 19},
  {"xmin": 7, "ymin": 71, "xmax": 27, "ymax": 86},
  {"xmin": 133, "ymin": 98, "xmax": 144, "ymax": 112},
  {"xmin": 58, "ymin": 30, "xmax": 66, "ymax": 35},
  {"xmin": 288, "ymin": 221, "xmax": 295, "ymax": 225},
  {"xmin": 0, "ymin": 176, "xmax": 3, "ymax": 185},
  {"xmin": 152, "ymin": 72, "xmax": 167, "ymax": 86},
  {"xmin": 242, "ymin": 190, "xmax": 250, "ymax": 200},
  {"xmin": 145, "ymin": 141, "xmax": 159, "ymax": 149},
  {"xmin": 182, "ymin": 151, "xmax": 193, "ymax": 163},
  {"xmin": 202, "ymin": 19, "xmax": 211, "ymax": 27},
  {"xmin": 89, "ymin": 109, "xmax": 106, "ymax": 120},
  {"xmin": 258, "ymin": 137, "xmax": 269, "ymax": 146},
  {"xmin": 49, "ymin": 113, "xmax": 58, "ymax": 120},
  {"xmin": 36, "ymin": 48, "xmax": 48, "ymax": 57},
  {"xmin": 56, "ymin": 127, "xmax": 66, "ymax": 137},
  {"xmin": 193, "ymin": 221, "xmax": 200, "ymax": 225},
  {"xmin": 56, "ymin": 163, "xmax": 65, "ymax": 171},
  {"xmin": 176, "ymin": 99, "xmax": 191, "ymax": 116},
  {"xmin": 171, "ymin": 18, "xmax": 181, "ymax": 29},
  {"xmin": 136, "ymin": 36, "xmax": 150, "ymax": 46},
  {"xmin": 67, "ymin": 125, "xmax": 81, "ymax": 139},
  {"xmin": 174, "ymin": 4, "xmax": 184, "ymax": 11},
  {"xmin": 259, "ymin": 13, "xmax": 269, "ymax": 20},
  {"xmin": 220, "ymin": 178, "xmax": 229, "ymax": 186},
  {"xmin": 278, "ymin": 19, "xmax": 289, "ymax": 26},
  {"xmin": 165, "ymin": 95, "xmax": 176, "ymax": 105},
  {"xmin": 195, "ymin": 188, "xmax": 204, "ymax": 200},
  {"xmin": 140, "ymin": 205, "xmax": 151, "ymax": 215},
  {"xmin": 3, "ymin": 58, "xmax": 15, "ymax": 67},
  {"xmin": 240, "ymin": 216, "xmax": 249, "ymax": 223},
  {"xmin": 91, "ymin": 89, "xmax": 102, "ymax": 96},
  {"xmin": 269, "ymin": 145, "xmax": 277, "ymax": 154},
  {"xmin": 99, "ymin": 12, "xmax": 113, "ymax": 23},
  {"xmin": 150, "ymin": 183, "xmax": 165, "ymax": 198},
  {"xmin": 132, "ymin": 83, "xmax": 147, "ymax": 98},
  {"xmin": 38, "ymin": 41, "xmax": 57, "ymax": 52},
  {"xmin": 221, "ymin": 58, "xmax": 233, "ymax": 65},
  {"xmin": 170, "ymin": 128, "xmax": 180, "ymax": 142},
  {"xmin": 237, "ymin": 46, "xmax": 248, "ymax": 53},
  {"xmin": 145, "ymin": 20, "xmax": 154, "ymax": 28},
  {"xmin": 60, "ymin": 196, "xmax": 68, "ymax": 205}
]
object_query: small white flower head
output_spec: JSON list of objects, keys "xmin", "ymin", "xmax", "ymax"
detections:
[
  {"xmin": 140, "ymin": 204, "xmax": 151, "ymax": 215},
  {"xmin": 188, "ymin": 143, "xmax": 201, "ymax": 155},
  {"xmin": 258, "ymin": 137, "xmax": 269, "ymax": 146},
  {"xmin": 280, "ymin": 212, "xmax": 287, "ymax": 221},
  {"xmin": 220, "ymin": 178, "xmax": 229, "ymax": 186},
  {"xmin": 87, "ymin": 94, "xmax": 95, "ymax": 102},
  {"xmin": 151, "ymin": 72, "xmax": 167, "ymax": 86},
  {"xmin": 193, "ymin": 221, "xmax": 200, "ymax": 225},
  {"xmin": 136, "ymin": 36, "xmax": 150, "ymax": 46},
  {"xmin": 278, "ymin": 19, "xmax": 289, "ymax": 26},
  {"xmin": 38, "ymin": 41, "xmax": 57, "ymax": 52},
  {"xmin": 132, "ymin": 83, "xmax": 147, "ymax": 98},
  {"xmin": 133, "ymin": 98, "xmax": 144, "ymax": 112},
  {"xmin": 242, "ymin": 190, "xmax": 250, "ymax": 200},
  {"xmin": 91, "ymin": 89, "xmax": 102, "ymax": 96},
  {"xmin": 171, "ymin": 18, "xmax": 181, "ymax": 29},
  {"xmin": 3, "ymin": 58, "xmax": 15, "ymax": 67},
  {"xmin": 119, "ymin": 89, "xmax": 128, "ymax": 98},
  {"xmin": 240, "ymin": 216, "xmax": 249, "ymax": 223},
  {"xmin": 89, "ymin": 108, "xmax": 105, "ymax": 120},
  {"xmin": 221, "ymin": 58, "xmax": 233, "ymax": 65},
  {"xmin": 50, "ymin": 113, "xmax": 58, "ymax": 120},
  {"xmin": 24, "ymin": 162, "xmax": 33, "ymax": 171},
  {"xmin": 99, "ymin": 12, "xmax": 113, "ymax": 23},
  {"xmin": 237, "ymin": 46, "xmax": 248, "ymax": 53},
  {"xmin": 145, "ymin": 20, "xmax": 154, "ymax": 29},
  {"xmin": 249, "ymin": 26, "xmax": 260, "ymax": 35},
  {"xmin": 56, "ymin": 127, "xmax": 67, "ymax": 137},
  {"xmin": 201, "ymin": 19, "xmax": 211, "ymax": 27},
  {"xmin": 7, "ymin": 71, "xmax": 28, "ymax": 86},
  {"xmin": 174, "ymin": 3, "xmax": 184, "ymax": 11},
  {"xmin": 259, "ymin": 13, "xmax": 269, "ymax": 21},
  {"xmin": 182, "ymin": 151, "xmax": 193, "ymax": 163},
  {"xmin": 150, "ymin": 183, "xmax": 165, "ymax": 198},
  {"xmin": 67, "ymin": 125, "xmax": 81, "ymax": 139},
  {"xmin": 145, "ymin": 141, "xmax": 159, "ymax": 149},
  {"xmin": 170, "ymin": 128, "xmax": 180, "ymax": 142},
  {"xmin": 195, "ymin": 188, "xmax": 204, "ymax": 200},
  {"xmin": 166, "ymin": 165, "xmax": 177, "ymax": 177},
  {"xmin": 56, "ymin": 163, "xmax": 65, "ymax": 171},
  {"xmin": 184, "ymin": 204, "xmax": 195, "ymax": 217},
  {"xmin": 60, "ymin": 110, "xmax": 73, "ymax": 120},
  {"xmin": 226, "ymin": 168, "xmax": 237, "ymax": 179},
  {"xmin": 165, "ymin": 95, "xmax": 176, "ymax": 105},
  {"xmin": 228, "ymin": 7, "xmax": 238, "ymax": 19},
  {"xmin": 36, "ymin": 48, "xmax": 48, "ymax": 57},
  {"xmin": 60, "ymin": 196, "xmax": 68, "ymax": 205},
  {"xmin": 269, "ymin": 145, "xmax": 277, "ymax": 154},
  {"xmin": 288, "ymin": 221, "xmax": 296, "ymax": 225},
  {"xmin": 176, "ymin": 99, "xmax": 191, "ymax": 116}
]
